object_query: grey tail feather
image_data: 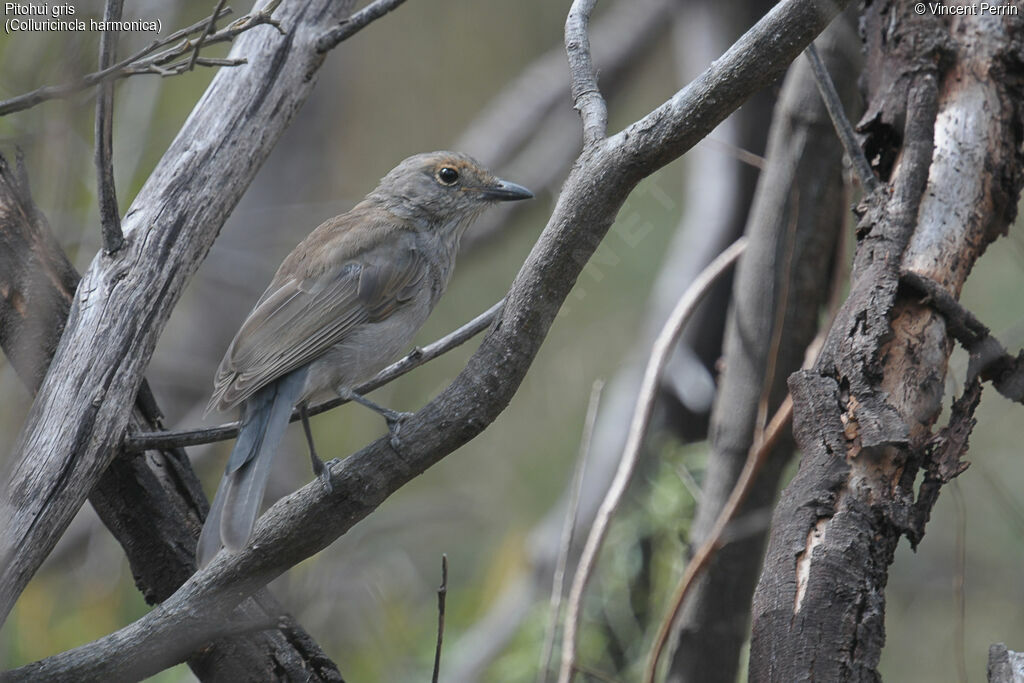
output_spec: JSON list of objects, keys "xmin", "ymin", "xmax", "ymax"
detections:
[{"xmin": 196, "ymin": 367, "xmax": 308, "ymax": 567}]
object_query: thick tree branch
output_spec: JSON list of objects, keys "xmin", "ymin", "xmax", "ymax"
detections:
[
  {"xmin": 5, "ymin": 0, "xmax": 852, "ymax": 677},
  {"xmin": 0, "ymin": 0, "xmax": 402, "ymax": 628},
  {"xmin": 0, "ymin": 152, "xmax": 342, "ymax": 679}
]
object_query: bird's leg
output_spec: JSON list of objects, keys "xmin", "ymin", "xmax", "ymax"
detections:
[
  {"xmin": 299, "ymin": 402, "xmax": 333, "ymax": 492},
  {"xmin": 337, "ymin": 387, "xmax": 413, "ymax": 451}
]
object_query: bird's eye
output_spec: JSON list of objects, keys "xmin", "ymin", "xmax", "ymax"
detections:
[{"xmin": 437, "ymin": 167, "xmax": 459, "ymax": 185}]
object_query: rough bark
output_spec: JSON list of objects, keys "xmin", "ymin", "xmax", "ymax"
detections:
[
  {"xmin": 989, "ymin": 644, "xmax": 1024, "ymax": 683},
  {"xmin": 0, "ymin": 0, "xmax": 369, "ymax": 625},
  {"xmin": 749, "ymin": 5, "xmax": 1024, "ymax": 681},
  {"xmin": 0, "ymin": 150, "xmax": 341, "ymax": 680},
  {"xmin": 669, "ymin": 10, "xmax": 860, "ymax": 682},
  {"xmin": 5, "ymin": 0, "xmax": 854, "ymax": 679}
]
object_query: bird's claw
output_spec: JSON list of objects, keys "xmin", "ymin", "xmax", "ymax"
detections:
[
  {"xmin": 384, "ymin": 411, "xmax": 413, "ymax": 453},
  {"xmin": 311, "ymin": 455, "xmax": 334, "ymax": 493}
]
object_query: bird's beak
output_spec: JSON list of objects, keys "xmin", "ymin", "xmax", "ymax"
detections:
[{"xmin": 479, "ymin": 178, "xmax": 534, "ymax": 201}]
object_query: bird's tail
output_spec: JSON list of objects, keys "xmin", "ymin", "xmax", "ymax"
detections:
[{"xmin": 197, "ymin": 367, "xmax": 308, "ymax": 568}]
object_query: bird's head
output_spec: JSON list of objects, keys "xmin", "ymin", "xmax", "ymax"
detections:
[{"xmin": 367, "ymin": 151, "xmax": 533, "ymax": 232}]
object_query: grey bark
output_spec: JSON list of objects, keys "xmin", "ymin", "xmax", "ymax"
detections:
[
  {"xmin": 989, "ymin": 644, "xmax": 1024, "ymax": 683},
  {"xmin": 5, "ymin": 0, "xmax": 853, "ymax": 679},
  {"xmin": 669, "ymin": 11, "xmax": 860, "ymax": 682},
  {"xmin": 749, "ymin": 5, "xmax": 1024, "ymax": 680},
  {"xmin": 0, "ymin": 48, "xmax": 344, "ymax": 683},
  {"xmin": 0, "ymin": 0, "xmax": 367, "ymax": 625}
]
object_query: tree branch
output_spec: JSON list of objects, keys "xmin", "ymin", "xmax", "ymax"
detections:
[
  {"xmin": 0, "ymin": 150, "xmax": 342, "ymax": 678},
  {"xmin": 5, "ymin": 0, "xmax": 852, "ymax": 677},
  {"xmin": 316, "ymin": 0, "xmax": 410, "ymax": 53},
  {"xmin": 565, "ymin": 0, "xmax": 607, "ymax": 147},
  {"xmin": 0, "ymin": 0, "xmax": 406, "ymax": 628},
  {"xmin": 124, "ymin": 298, "xmax": 504, "ymax": 451},
  {"xmin": 0, "ymin": 3, "xmax": 281, "ymax": 117},
  {"xmin": 188, "ymin": 0, "xmax": 229, "ymax": 72},
  {"xmin": 804, "ymin": 42, "xmax": 878, "ymax": 192},
  {"xmin": 95, "ymin": 0, "xmax": 125, "ymax": 254}
]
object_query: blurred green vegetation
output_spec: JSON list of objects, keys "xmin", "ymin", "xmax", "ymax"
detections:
[{"xmin": 0, "ymin": 1, "xmax": 1022, "ymax": 682}]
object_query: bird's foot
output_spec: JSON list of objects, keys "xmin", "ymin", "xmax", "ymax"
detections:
[
  {"xmin": 383, "ymin": 410, "xmax": 414, "ymax": 453},
  {"xmin": 310, "ymin": 453, "xmax": 334, "ymax": 493}
]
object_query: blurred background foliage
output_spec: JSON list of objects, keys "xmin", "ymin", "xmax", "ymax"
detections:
[{"xmin": 0, "ymin": 1, "xmax": 1021, "ymax": 681}]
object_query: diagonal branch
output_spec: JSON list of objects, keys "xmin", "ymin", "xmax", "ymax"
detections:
[
  {"xmin": 0, "ymin": 0, "xmax": 409, "ymax": 629},
  {"xmin": 316, "ymin": 0, "xmax": 411, "ymax": 52},
  {"xmin": 6, "ymin": 0, "xmax": 852, "ymax": 677},
  {"xmin": 804, "ymin": 42, "xmax": 878, "ymax": 192}
]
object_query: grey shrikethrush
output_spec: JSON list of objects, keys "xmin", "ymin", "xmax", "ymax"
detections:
[{"xmin": 197, "ymin": 151, "xmax": 532, "ymax": 567}]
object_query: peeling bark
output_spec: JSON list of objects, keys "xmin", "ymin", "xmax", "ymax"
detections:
[{"xmin": 749, "ymin": 5, "xmax": 1024, "ymax": 680}]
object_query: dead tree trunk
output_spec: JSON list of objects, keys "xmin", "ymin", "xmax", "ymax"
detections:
[{"xmin": 749, "ymin": 5, "xmax": 1024, "ymax": 681}]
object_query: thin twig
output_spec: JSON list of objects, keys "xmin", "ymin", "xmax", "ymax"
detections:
[
  {"xmin": 189, "ymin": 0, "xmax": 229, "ymax": 71},
  {"xmin": 0, "ymin": 7, "xmax": 234, "ymax": 117},
  {"xmin": 121, "ymin": 2, "xmax": 283, "ymax": 76},
  {"xmin": 538, "ymin": 380, "xmax": 604, "ymax": 683},
  {"xmin": 804, "ymin": 43, "xmax": 879, "ymax": 192},
  {"xmin": 316, "ymin": 0, "xmax": 410, "ymax": 53},
  {"xmin": 432, "ymin": 554, "xmax": 449, "ymax": 683},
  {"xmin": 124, "ymin": 298, "xmax": 505, "ymax": 451},
  {"xmin": 565, "ymin": 0, "xmax": 608, "ymax": 147},
  {"xmin": 557, "ymin": 238, "xmax": 747, "ymax": 683},
  {"xmin": 95, "ymin": 0, "xmax": 125, "ymax": 254}
]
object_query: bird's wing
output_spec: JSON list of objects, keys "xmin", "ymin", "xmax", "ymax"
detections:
[{"xmin": 209, "ymin": 234, "xmax": 428, "ymax": 411}]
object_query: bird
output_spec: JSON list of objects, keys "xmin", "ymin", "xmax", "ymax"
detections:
[{"xmin": 196, "ymin": 151, "xmax": 532, "ymax": 567}]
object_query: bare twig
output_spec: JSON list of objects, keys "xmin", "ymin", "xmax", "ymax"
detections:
[
  {"xmin": 95, "ymin": 0, "xmax": 125, "ymax": 254},
  {"xmin": 0, "ymin": 8, "xmax": 232, "ymax": 117},
  {"xmin": 538, "ymin": 380, "xmax": 604, "ymax": 683},
  {"xmin": 565, "ymin": 0, "xmax": 608, "ymax": 147},
  {"xmin": 124, "ymin": 298, "xmax": 504, "ymax": 452},
  {"xmin": 189, "ymin": 0, "xmax": 229, "ymax": 71},
  {"xmin": 558, "ymin": 238, "xmax": 748, "ymax": 683},
  {"xmin": 805, "ymin": 43, "xmax": 879, "ymax": 192},
  {"xmin": 0, "ymin": 2, "xmax": 287, "ymax": 117},
  {"xmin": 432, "ymin": 554, "xmax": 449, "ymax": 683},
  {"xmin": 316, "ymin": 0, "xmax": 410, "ymax": 52},
  {"xmin": 120, "ymin": 2, "xmax": 284, "ymax": 77},
  {"xmin": 645, "ymin": 395, "xmax": 793, "ymax": 682}
]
